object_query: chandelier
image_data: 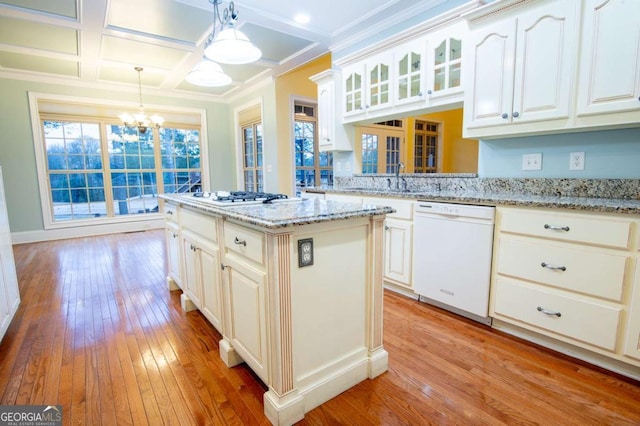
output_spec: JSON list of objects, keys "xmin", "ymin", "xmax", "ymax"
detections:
[
  {"xmin": 186, "ymin": 0, "xmax": 261, "ymax": 87},
  {"xmin": 119, "ymin": 67, "xmax": 164, "ymax": 133}
]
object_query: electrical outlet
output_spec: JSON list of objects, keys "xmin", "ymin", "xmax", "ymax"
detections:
[
  {"xmin": 569, "ymin": 152, "xmax": 585, "ymax": 171},
  {"xmin": 335, "ymin": 162, "xmax": 342, "ymax": 172},
  {"xmin": 522, "ymin": 153, "xmax": 542, "ymax": 171}
]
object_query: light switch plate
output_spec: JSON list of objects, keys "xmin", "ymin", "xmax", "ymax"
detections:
[
  {"xmin": 569, "ymin": 152, "xmax": 585, "ymax": 171},
  {"xmin": 522, "ymin": 153, "xmax": 542, "ymax": 171}
]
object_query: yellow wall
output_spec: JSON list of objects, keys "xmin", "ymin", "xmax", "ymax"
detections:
[
  {"xmin": 407, "ymin": 108, "xmax": 478, "ymax": 173},
  {"xmin": 274, "ymin": 53, "xmax": 331, "ymax": 194}
]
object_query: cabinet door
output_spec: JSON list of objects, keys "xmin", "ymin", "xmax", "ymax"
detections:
[
  {"xmin": 624, "ymin": 258, "xmax": 640, "ymax": 361},
  {"xmin": 384, "ymin": 218, "xmax": 412, "ymax": 287},
  {"xmin": 464, "ymin": 19, "xmax": 516, "ymax": 128},
  {"xmin": 343, "ymin": 63, "xmax": 365, "ymax": 118},
  {"xmin": 199, "ymin": 240, "xmax": 223, "ymax": 334},
  {"xmin": 317, "ymin": 78, "xmax": 335, "ymax": 149},
  {"xmin": 181, "ymin": 231, "xmax": 202, "ymax": 309},
  {"xmin": 426, "ymin": 22, "xmax": 465, "ymax": 101},
  {"xmin": 395, "ymin": 38, "xmax": 427, "ymax": 106},
  {"xmin": 577, "ymin": 0, "xmax": 640, "ymax": 116},
  {"xmin": 365, "ymin": 53, "xmax": 393, "ymax": 113},
  {"xmin": 165, "ymin": 223, "xmax": 181, "ymax": 285},
  {"xmin": 511, "ymin": 0, "xmax": 577, "ymax": 123},
  {"xmin": 224, "ymin": 256, "xmax": 268, "ymax": 382},
  {"xmin": 0, "ymin": 167, "xmax": 19, "ymax": 341}
]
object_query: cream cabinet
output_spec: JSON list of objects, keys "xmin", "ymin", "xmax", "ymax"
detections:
[
  {"xmin": 310, "ymin": 69, "xmax": 352, "ymax": 152},
  {"xmin": 624, "ymin": 258, "xmax": 640, "ymax": 361},
  {"xmin": 491, "ymin": 206, "xmax": 640, "ymax": 375},
  {"xmin": 576, "ymin": 0, "xmax": 640, "ymax": 118},
  {"xmin": 0, "ymin": 167, "xmax": 20, "ymax": 342},
  {"xmin": 364, "ymin": 52, "xmax": 394, "ymax": 114},
  {"xmin": 394, "ymin": 37, "xmax": 428, "ymax": 106},
  {"xmin": 165, "ymin": 222, "xmax": 181, "ymax": 288},
  {"xmin": 464, "ymin": 0, "xmax": 579, "ymax": 133},
  {"xmin": 425, "ymin": 21, "xmax": 465, "ymax": 104}
]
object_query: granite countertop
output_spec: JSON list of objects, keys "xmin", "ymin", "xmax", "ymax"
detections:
[
  {"xmin": 160, "ymin": 194, "xmax": 394, "ymax": 229},
  {"xmin": 305, "ymin": 187, "xmax": 640, "ymax": 215}
]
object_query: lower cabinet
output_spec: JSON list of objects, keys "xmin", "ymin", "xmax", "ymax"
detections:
[
  {"xmin": 624, "ymin": 258, "xmax": 640, "ymax": 361},
  {"xmin": 181, "ymin": 230, "xmax": 203, "ymax": 309},
  {"xmin": 223, "ymin": 254, "xmax": 268, "ymax": 383},
  {"xmin": 198, "ymin": 239, "xmax": 223, "ymax": 333},
  {"xmin": 165, "ymin": 222, "xmax": 181, "ymax": 288},
  {"xmin": 383, "ymin": 218, "xmax": 412, "ymax": 287},
  {"xmin": 490, "ymin": 206, "xmax": 640, "ymax": 375}
]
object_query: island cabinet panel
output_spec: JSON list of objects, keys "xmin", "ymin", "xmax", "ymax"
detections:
[
  {"xmin": 223, "ymin": 254, "xmax": 268, "ymax": 383},
  {"xmin": 164, "ymin": 221, "xmax": 181, "ymax": 289},
  {"xmin": 490, "ymin": 206, "xmax": 640, "ymax": 377}
]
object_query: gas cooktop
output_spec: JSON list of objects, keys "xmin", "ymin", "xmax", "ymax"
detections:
[{"xmin": 188, "ymin": 191, "xmax": 300, "ymax": 206}]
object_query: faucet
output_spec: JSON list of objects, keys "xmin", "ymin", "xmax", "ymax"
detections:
[{"xmin": 395, "ymin": 162, "xmax": 405, "ymax": 190}]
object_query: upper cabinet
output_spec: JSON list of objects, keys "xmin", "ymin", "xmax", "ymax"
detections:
[
  {"xmin": 576, "ymin": 0, "xmax": 640, "ymax": 117},
  {"xmin": 310, "ymin": 69, "xmax": 353, "ymax": 152},
  {"xmin": 463, "ymin": 0, "xmax": 640, "ymax": 139},
  {"xmin": 336, "ymin": 19, "xmax": 469, "ymax": 125},
  {"xmin": 464, "ymin": 0, "xmax": 579, "ymax": 132}
]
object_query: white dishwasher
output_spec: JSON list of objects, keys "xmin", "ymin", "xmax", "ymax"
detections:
[{"xmin": 412, "ymin": 201, "xmax": 495, "ymax": 325}]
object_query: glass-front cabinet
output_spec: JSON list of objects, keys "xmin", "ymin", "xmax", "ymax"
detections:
[
  {"xmin": 394, "ymin": 38, "xmax": 427, "ymax": 106},
  {"xmin": 427, "ymin": 21, "xmax": 466, "ymax": 100},
  {"xmin": 365, "ymin": 53, "xmax": 393, "ymax": 112},
  {"xmin": 343, "ymin": 63, "xmax": 365, "ymax": 117}
]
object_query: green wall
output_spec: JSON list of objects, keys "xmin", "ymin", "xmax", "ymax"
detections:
[{"xmin": 0, "ymin": 77, "xmax": 234, "ymax": 233}]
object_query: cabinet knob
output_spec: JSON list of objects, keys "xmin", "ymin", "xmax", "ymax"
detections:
[
  {"xmin": 234, "ymin": 237, "xmax": 247, "ymax": 246},
  {"xmin": 501, "ymin": 113, "xmax": 508, "ymax": 119},
  {"xmin": 427, "ymin": 90, "xmax": 432, "ymax": 95},
  {"xmin": 167, "ymin": 210, "xmax": 173, "ymax": 215},
  {"xmin": 385, "ymin": 225, "xmax": 390, "ymax": 230},
  {"xmin": 512, "ymin": 111, "xmax": 520, "ymax": 118},
  {"xmin": 190, "ymin": 244, "xmax": 197, "ymax": 251},
  {"xmin": 418, "ymin": 91, "xmax": 423, "ymax": 96},
  {"xmin": 172, "ymin": 233, "xmax": 177, "ymax": 238}
]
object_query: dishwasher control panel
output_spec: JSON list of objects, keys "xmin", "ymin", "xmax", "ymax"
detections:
[{"xmin": 414, "ymin": 201, "xmax": 495, "ymax": 221}]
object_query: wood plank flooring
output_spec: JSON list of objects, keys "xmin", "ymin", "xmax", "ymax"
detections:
[{"xmin": 1, "ymin": 230, "xmax": 639, "ymax": 425}]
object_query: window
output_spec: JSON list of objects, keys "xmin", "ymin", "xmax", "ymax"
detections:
[
  {"xmin": 414, "ymin": 120, "xmax": 439, "ymax": 173},
  {"xmin": 358, "ymin": 123, "xmax": 405, "ymax": 174},
  {"xmin": 241, "ymin": 122, "xmax": 263, "ymax": 192},
  {"xmin": 42, "ymin": 119, "xmax": 201, "ymax": 223},
  {"xmin": 294, "ymin": 102, "xmax": 333, "ymax": 187}
]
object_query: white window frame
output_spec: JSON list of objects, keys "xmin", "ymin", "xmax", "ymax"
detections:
[
  {"xmin": 28, "ymin": 92, "xmax": 209, "ymax": 230},
  {"xmin": 233, "ymin": 98, "xmax": 264, "ymax": 191}
]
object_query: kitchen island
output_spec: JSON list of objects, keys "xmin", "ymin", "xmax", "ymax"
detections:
[{"xmin": 159, "ymin": 194, "xmax": 393, "ymax": 426}]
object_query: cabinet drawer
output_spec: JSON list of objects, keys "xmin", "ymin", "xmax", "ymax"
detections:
[
  {"xmin": 365, "ymin": 197, "xmax": 412, "ymax": 220},
  {"xmin": 496, "ymin": 237, "xmax": 628, "ymax": 301},
  {"xmin": 499, "ymin": 208, "xmax": 632, "ymax": 249},
  {"xmin": 163, "ymin": 202, "xmax": 178, "ymax": 223},
  {"xmin": 493, "ymin": 278, "xmax": 622, "ymax": 351},
  {"xmin": 181, "ymin": 207, "xmax": 218, "ymax": 242},
  {"xmin": 224, "ymin": 222, "xmax": 264, "ymax": 265}
]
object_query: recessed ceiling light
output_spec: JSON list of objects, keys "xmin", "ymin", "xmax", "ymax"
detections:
[{"xmin": 294, "ymin": 14, "xmax": 310, "ymax": 24}]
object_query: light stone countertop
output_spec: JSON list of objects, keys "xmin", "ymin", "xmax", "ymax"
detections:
[
  {"xmin": 160, "ymin": 194, "xmax": 394, "ymax": 229},
  {"xmin": 305, "ymin": 187, "xmax": 640, "ymax": 215}
]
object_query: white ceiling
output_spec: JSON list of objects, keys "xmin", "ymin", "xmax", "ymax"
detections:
[{"xmin": 0, "ymin": 0, "xmax": 456, "ymax": 101}]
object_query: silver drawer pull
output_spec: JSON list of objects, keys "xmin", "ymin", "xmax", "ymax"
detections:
[
  {"xmin": 234, "ymin": 237, "xmax": 247, "ymax": 246},
  {"xmin": 544, "ymin": 224, "xmax": 569, "ymax": 232},
  {"xmin": 537, "ymin": 306, "xmax": 561, "ymax": 317},
  {"xmin": 167, "ymin": 210, "xmax": 173, "ymax": 215},
  {"xmin": 541, "ymin": 262, "xmax": 566, "ymax": 271}
]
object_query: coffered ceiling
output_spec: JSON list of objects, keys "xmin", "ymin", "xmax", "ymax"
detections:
[{"xmin": 0, "ymin": 0, "xmax": 455, "ymax": 101}]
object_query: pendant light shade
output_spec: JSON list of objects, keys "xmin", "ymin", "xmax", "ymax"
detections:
[
  {"xmin": 186, "ymin": 59, "xmax": 232, "ymax": 87},
  {"xmin": 204, "ymin": 23, "xmax": 262, "ymax": 65}
]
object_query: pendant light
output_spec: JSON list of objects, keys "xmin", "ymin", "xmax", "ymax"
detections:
[{"xmin": 203, "ymin": 0, "xmax": 261, "ymax": 65}]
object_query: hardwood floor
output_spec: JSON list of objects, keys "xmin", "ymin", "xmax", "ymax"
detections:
[{"xmin": 1, "ymin": 230, "xmax": 639, "ymax": 425}]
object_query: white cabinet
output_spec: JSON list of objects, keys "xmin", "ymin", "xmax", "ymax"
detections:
[
  {"xmin": 342, "ymin": 63, "xmax": 366, "ymax": 119},
  {"xmin": 181, "ymin": 230, "xmax": 203, "ymax": 309},
  {"xmin": 0, "ymin": 167, "xmax": 20, "ymax": 342},
  {"xmin": 624, "ymin": 258, "xmax": 640, "ymax": 361},
  {"xmin": 394, "ymin": 37, "xmax": 428, "ymax": 106},
  {"xmin": 310, "ymin": 69, "xmax": 352, "ymax": 152},
  {"xmin": 220, "ymin": 221, "xmax": 269, "ymax": 382},
  {"xmin": 491, "ymin": 206, "xmax": 640, "ymax": 372},
  {"xmin": 164, "ymin": 201, "xmax": 182, "ymax": 290},
  {"xmin": 425, "ymin": 21, "xmax": 466, "ymax": 104},
  {"xmin": 464, "ymin": 0, "xmax": 578, "ymax": 132},
  {"xmin": 576, "ymin": 0, "xmax": 640, "ymax": 117},
  {"xmin": 383, "ymin": 218, "xmax": 412, "ymax": 286},
  {"xmin": 365, "ymin": 52, "xmax": 394, "ymax": 113}
]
